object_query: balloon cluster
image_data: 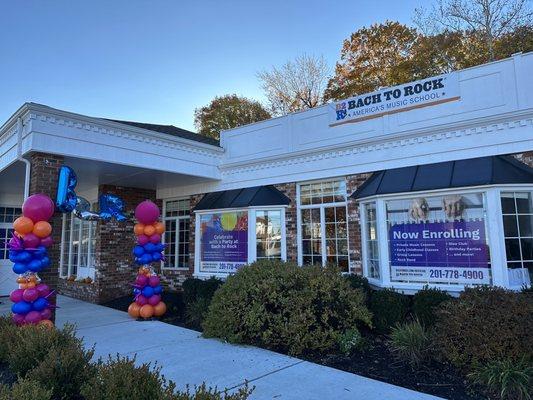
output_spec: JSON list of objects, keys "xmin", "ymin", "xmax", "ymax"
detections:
[
  {"xmin": 128, "ymin": 200, "xmax": 166, "ymax": 320},
  {"xmin": 8, "ymin": 194, "xmax": 55, "ymax": 327}
]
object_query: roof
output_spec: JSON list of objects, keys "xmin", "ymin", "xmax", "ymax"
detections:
[
  {"xmin": 194, "ymin": 185, "xmax": 291, "ymax": 211},
  {"xmin": 106, "ymin": 119, "xmax": 220, "ymax": 146},
  {"xmin": 351, "ymin": 155, "xmax": 533, "ymax": 199}
]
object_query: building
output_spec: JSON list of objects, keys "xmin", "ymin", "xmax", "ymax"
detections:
[{"xmin": 1, "ymin": 53, "xmax": 532, "ymax": 302}]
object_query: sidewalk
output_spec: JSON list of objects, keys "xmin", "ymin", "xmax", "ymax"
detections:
[{"xmin": 0, "ymin": 296, "xmax": 442, "ymax": 400}]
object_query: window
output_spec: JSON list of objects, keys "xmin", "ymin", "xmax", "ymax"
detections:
[
  {"xmin": 0, "ymin": 207, "xmax": 21, "ymax": 261},
  {"xmin": 60, "ymin": 213, "xmax": 96, "ymax": 279},
  {"xmin": 385, "ymin": 192, "xmax": 490, "ymax": 286},
  {"xmin": 0, "ymin": 207, "xmax": 22, "ymax": 223},
  {"xmin": 256, "ymin": 210, "xmax": 282, "ymax": 260},
  {"xmin": 299, "ymin": 180, "xmax": 349, "ymax": 272},
  {"xmin": 362, "ymin": 203, "xmax": 380, "ymax": 279},
  {"xmin": 163, "ymin": 199, "xmax": 190, "ymax": 269},
  {"xmin": 501, "ymin": 191, "xmax": 533, "ymax": 287}
]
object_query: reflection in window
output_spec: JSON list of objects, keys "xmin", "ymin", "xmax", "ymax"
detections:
[
  {"xmin": 256, "ymin": 210, "xmax": 282, "ymax": 260},
  {"xmin": 501, "ymin": 192, "xmax": 533, "ymax": 287},
  {"xmin": 363, "ymin": 203, "xmax": 380, "ymax": 279}
]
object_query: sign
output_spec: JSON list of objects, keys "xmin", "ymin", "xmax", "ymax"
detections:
[
  {"xmin": 389, "ymin": 220, "xmax": 490, "ymax": 284},
  {"xmin": 199, "ymin": 211, "xmax": 248, "ymax": 274},
  {"xmin": 330, "ymin": 72, "xmax": 460, "ymax": 126}
]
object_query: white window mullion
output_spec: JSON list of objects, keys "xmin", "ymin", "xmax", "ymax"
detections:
[
  {"xmin": 174, "ymin": 218, "xmax": 180, "ymax": 268},
  {"xmin": 486, "ymin": 189, "xmax": 508, "ymax": 287},
  {"xmin": 320, "ymin": 207, "xmax": 326, "ymax": 266},
  {"xmin": 376, "ymin": 199, "xmax": 391, "ymax": 286}
]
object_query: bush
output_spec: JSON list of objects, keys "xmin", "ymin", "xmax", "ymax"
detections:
[
  {"xmin": 411, "ymin": 286, "xmax": 452, "ymax": 327},
  {"xmin": 434, "ymin": 287, "xmax": 533, "ymax": 370},
  {"xmin": 338, "ymin": 328, "xmax": 366, "ymax": 356},
  {"xmin": 368, "ymin": 288, "xmax": 410, "ymax": 333},
  {"xmin": 344, "ymin": 274, "xmax": 371, "ymax": 298},
  {"xmin": 0, "ymin": 378, "xmax": 52, "ymax": 400},
  {"xmin": 26, "ymin": 342, "xmax": 95, "ymax": 400},
  {"xmin": 389, "ymin": 320, "xmax": 432, "ymax": 369},
  {"xmin": 183, "ymin": 277, "xmax": 224, "ymax": 330},
  {"xmin": 0, "ymin": 316, "xmax": 16, "ymax": 363},
  {"xmin": 174, "ymin": 383, "xmax": 253, "ymax": 400},
  {"xmin": 186, "ymin": 298, "xmax": 212, "ymax": 330},
  {"xmin": 468, "ymin": 357, "xmax": 532, "ymax": 400},
  {"xmin": 203, "ymin": 260, "xmax": 372, "ymax": 356}
]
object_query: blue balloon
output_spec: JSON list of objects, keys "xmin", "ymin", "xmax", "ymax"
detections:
[
  {"xmin": 99, "ymin": 194, "xmax": 127, "ymax": 222},
  {"xmin": 143, "ymin": 243, "xmax": 156, "ymax": 253},
  {"xmin": 32, "ymin": 297, "xmax": 49, "ymax": 311},
  {"xmin": 142, "ymin": 286, "xmax": 154, "ymax": 298},
  {"xmin": 154, "ymin": 243, "xmax": 165, "ymax": 252},
  {"xmin": 34, "ymin": 246, "xmax": 47, "ymax": 257},
  {"xmin": 13, "ymin": 263, "xmax": 28, "ymax": 274},
  {"xmin": 12, "ymin": 301, "xmax": 32, "ymax": 315},
  {"xmin": 153, "ymin": 285, "xmax": 162, "ymax": 295},
  {"xmin": 140, "ymin": 253, "xmax": 152, "ymax": 265},
  {"xmin": 28, "ymin": 259, "xmax": 42, "ymax": 272},
  {"xmin": 152, "ymin": 252, "xmax": 162, "ymax": 261},
  {"xmin": 56, "ymin": 165, "xmax": 78, "ymax": 213},
  {"xmin": 133, "ymin": 288, "xmax": 141, "ymax": 296},
  {"xmin": 133, "ymin": 245, "xmax": 145, "ymax": 257},
  {"xmin": 9, "ymin": 251, "xmax": 20, "ymax": 263},
  {"xmin": 18, "ymin": 251, "xmax": 32, "ymax": 263},
  {"xmin": 41, "ymin": 256, "xmax": 50, "ymax": 268}
]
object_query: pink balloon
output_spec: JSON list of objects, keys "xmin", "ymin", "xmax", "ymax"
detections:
[
  {"xmin": 9, "ymin": 289, "xmax": 24, "ymax": 303},
  {"xmin": 12, "ymin": 313, "xmax": 25, "ymax": 325},
  {"xmin": 40, "ymin": 308, "xmax": 52, "ymax": 320},
  {"xmin": 149, "ymin": 233, "xmax": 161, "ymax": 244},
  {"xmin": 22, "ymin": 194, "xmax": 55, "ymax": 223},
  {"xmin": 23, "ymin": 233, "xmax": 40, "ymax": 249},
  {"xmin": 40, "ymin": 235, "xmax": 54, "ymax": 248},
  {"xmin": 148, "ymin": 294, "xmax": 161, "ymax": 306},
  {"xmin": 135, "ymin": 295, "xmax": 148, "ymax": 306},
  {"xmin": 135, "ymin": 200, "xmax": 160, "ymax": 225},
  {"xmin": 135, "ymin": 274, "xmax": 149, "ymax": 287},
  {"xmin": 36, "ymin": 283, "xmax": 50, "ymax": 298},
  {"xmin": 148, "ymin": 275, "xmax": 160, "ymax": 287},
  {"xmin": 23, "ymin": 288, "xmax": 39, "ymax": 303},
  {"xmin": 24, "ymin": 311, "xmax": 42, "ymax": 324},
  {"xmin": 137, "ymin": 235, "xmax": 149, "ymax": 246}
]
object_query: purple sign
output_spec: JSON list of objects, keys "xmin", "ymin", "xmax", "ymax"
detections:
[{"xmin": 389, "ymin": 220, "xmax": 490, "ymax": 284}]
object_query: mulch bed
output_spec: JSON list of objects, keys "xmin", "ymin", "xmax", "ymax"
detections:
[{"xmin": 103, "ymin": 294, "xmax": 483, "ymax": 400}]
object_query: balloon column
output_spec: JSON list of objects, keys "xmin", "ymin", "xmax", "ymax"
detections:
[
  {"xmin": 128, "ymin": 200, "xmax": 167, "ymax": 320},
  {"xmin": 8, "ymin": 194, "xmax": 55, "ymax": 327}
]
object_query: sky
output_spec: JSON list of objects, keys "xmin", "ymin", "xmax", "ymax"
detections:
[{"xmin": 0, "ymin": 0, "xmax": 425, "ymax": 131}]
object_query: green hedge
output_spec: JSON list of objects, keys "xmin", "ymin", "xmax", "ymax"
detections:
[
  {"xmin": 182, "ymin": 277, "xmax": 224, "ymax": 330},
  {"xmin": 203, "ymin": 260, "xmax": 372, "ymax": 356},
  {"xmin": 368, "ymin": 288, "xmax": 410, "ymax": 333}
]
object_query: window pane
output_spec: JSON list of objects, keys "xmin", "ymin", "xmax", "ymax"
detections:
[
  {"xmin": 503, "ymin": 215, "xmax": 519, "ymax": 237},
  {"xmin": 505, "ymin": 239, "xmax": 521, "ymax": 261},
  {"xmin": 500, "ymin": 193, "xmax": 516, "ymax": 214},
  {"xmin": 518, "ymin": 215, "xmax": 533, "ymax": 237},
  {"xmin": 521, "ymin": 238, "xmax": 533, "ymax": 261},
  {"xmin": 516, "ymin": 192, "xmax": 533, "ymax": 214},
  {"xmin": 256, "ymin": 210, "xmax": 282, "ymax": 260}
]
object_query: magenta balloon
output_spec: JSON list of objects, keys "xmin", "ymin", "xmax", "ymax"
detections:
[
  {"xmin": 36, "ymin": 283, "xmax": 50, "ymax": 298},
  {"xmin": 9, "ymin": 289, "xmax": 24, "ymax": 303},
  {"xmin": 148, "ymin": 294, "xmax": 161, "ymax": 306},
  {"xmin": 40, "ymin": 308, "xmax": 52, "ymax": 320},
  {"xmin": 148, "ymin": 275, "xmax": 160, "ymax": 287},
  {"xmin": 12, "ymin": 313, "xmax": 25, "ymax": 325},
  {"xmin": 135, "ymin": 294, "xmax": 148, "ymax": 306},
  {"xmin": 22, "ymin": 194, "xmax": 55, "ymax": 223},
  {"xmin": 135, "ymin": 200, "xmax": 160, "ymax": 225},
  {"xmin": 23, "ymin": 288, "xmax": 39, "ymax": 303},
  {"xmin": 40, "ymin": 235, "xmax": 54, "ymax": 248},
  {"xmin": 135, "ymin": 274, "xmax": 149, "ymax": 287},
  {"xmin": 24, "ymin": 311, "xmax": 42, "ymax": 324},
  {"xmin": 149, "ymin": 233, "xmax": 161, "ymax": 244},
  {"xmin": 137, "ymin": 235, "xmax": 149, "ymax": 246},
  {"xmin": 23, "ymin": 233, "xmax": 41, "ymax": 249}
]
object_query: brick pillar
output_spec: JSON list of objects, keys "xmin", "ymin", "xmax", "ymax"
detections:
[
  {"xmin": 28, "ymin": 152, "xmax": 64, "ymax": 320},
  {"xmin": 93, "ymin": 185, "xmax": 160, "ymax": 303}
]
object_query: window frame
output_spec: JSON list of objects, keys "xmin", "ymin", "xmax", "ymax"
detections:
[
  {"xmin": 161, "ymin": 197, "xmax": 191, "ymax": 270},
  {"xmin": 59, "ymin": 212, "xmax": 96, "ymax": 279},
  {"xmin": 193, "ymin": 206, "xmax": 287, "ymax": 279},
  {"xmin": 358, "ymin": 184, "xmax": 533, "ymax": 293}
]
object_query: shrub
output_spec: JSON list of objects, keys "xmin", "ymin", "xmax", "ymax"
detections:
[
  {"xmin": 344, "ymin": 274, "xmax": 371, "ymax": 296},
  {"xmin": 186, "ymin": 297, "xmax": 212, "ymax": 331},
  {"xmin": 411, "ymin": 286, "xmax": 452, "ymax": 327},
  {"xmin": 434, "ymin": 287, "xmax": 533, "ymax": 370},
  {"xmin": 0, "ymin": 316, "xmax": 16, "ymax": 362},
  {"xmin": 26, "ymin": 342, "xmax": 95, "ymax": 400},
  {"xmin": 0, "ymin": 378, "xmax": 52, "ymax": 400},
  {"xmin": 183, "ymin": 277, "xmax": 224, "ymax": 329},
  {"xmin": 389, "ymin": 320, "xmax": 432, "ymax": 369},
  {"xmin": 4, "ymin": 324, "xmax": 82, "ymax": 377},
  {"xmin": 468, "ymin": 357, "xmax": 532, "ymax": 400},
  {"xmin": 368, "ymin": 288, "xmax": 410, "ymax": 333},
  {"xmin": 338, "ymin": 328, "xmax": 365, "ymax": 356},
  {"xmin": 173, "ymin": 383, "xmax": 253, "ymax": 400},
  {"xmin": 203, "ymin": 260, "xmax": 372, "ymax": 356}
]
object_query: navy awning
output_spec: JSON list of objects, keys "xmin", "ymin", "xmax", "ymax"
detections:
[
  {"xmin": 194, "ymin": 185, "xmax": 290, "ymax": 211},
  {"xmin": 351, "ymin": 155, "xmax": 533, "ymax": 199}
]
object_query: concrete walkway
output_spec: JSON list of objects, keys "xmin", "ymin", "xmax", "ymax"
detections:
[{"xmin": 0, "ymin": 296, "xmax": 442, "ymax": 400}]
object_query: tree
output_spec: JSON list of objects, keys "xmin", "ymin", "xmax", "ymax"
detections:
[
  {"xmin": 257, "ymin": 54, "xmax": 329, "ymax": 116},
  {"xmin": 194, "ymin": 94, "xmax": 271, "ymax": 140},
  {"xmin": 414, "ymin": 0, "xmax": 533, "ymax": 60},
  {"xmin": 324, "ymin": 21, "xmax": 418, "ymax": 101}
]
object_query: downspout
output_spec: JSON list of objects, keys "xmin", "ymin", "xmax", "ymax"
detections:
[{"xmin": 17, "ymin": 116, "xmax": 31, "ymax": 200}]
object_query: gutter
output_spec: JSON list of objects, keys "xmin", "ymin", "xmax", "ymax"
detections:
[{"xmin": 17, "ymin": 116, "xmax": 30, "ymax": 200}]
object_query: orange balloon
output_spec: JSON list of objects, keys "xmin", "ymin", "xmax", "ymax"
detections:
[
  {"xmin": 139, "ymin": 304, "xmax": 154, "ymax": 319},
  {"xmin": 134, "ymin": 223, "xmax": 145, "ymax": 235},
  {"xmin": 143, "ymin": 224, "xmax": 156, "ymax": 236},
  {"xmin": 26, "ymin": 282, "xmax": 36, "ymax": 288},
  {"xmin": 17, "ymin": 277, "xmax": 25, "ymax": 284},
  {"xmin": 154, "ymin": 222, "xmax": 165, "ymax": 235},
  {"xmin": 13, "ymin": 216, "xmax": 34, "ymax": 235},
  {"xmin": 28, "ymin": 275, "xmax": 38, "ymax": 283},
  {"xmin": 39, "ymin": 320, "xmax": 54, "ymax": 329},
  {"xmin": 32, "ymin": 221, "xmax": 52, "ymax": 238},
  {"xmin": 19, "ymin": 283, "xmax": 28, "ymax": 290},
  {"xmin": 128, "ymin": 302, "xmax": 141, "ymax": 318},
  {"xmin": 153, "ymin": 301, "xmax": 166, "ymax": 317}
]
